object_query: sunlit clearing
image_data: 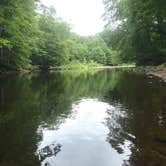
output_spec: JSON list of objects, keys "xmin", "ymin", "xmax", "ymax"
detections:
[{"xmin": 41, "ymin": 0, "xmax": 105, "ymax": 36}]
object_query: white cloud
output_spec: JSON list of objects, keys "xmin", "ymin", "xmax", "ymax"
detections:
[{"xmin": 41, "ymin": 0, "xmax": 105, "ymax": 36}]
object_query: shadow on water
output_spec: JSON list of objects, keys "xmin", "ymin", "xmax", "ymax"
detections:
[{"xmin": 0, "ymin": 69, "xmax": 166, "ymax": 166}]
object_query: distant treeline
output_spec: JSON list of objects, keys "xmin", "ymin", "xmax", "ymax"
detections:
[
  {"xmin": 0, "ymin": 0, "xmax": 112, "ymax": 71},
  {"xmin": 0, "ymin": 0, "xmax": 166, "ymax": 71}
]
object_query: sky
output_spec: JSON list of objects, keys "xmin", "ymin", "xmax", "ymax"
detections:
[{"xmin": 41, "ymin": 0, "xmax": 105, "ymax": 36}]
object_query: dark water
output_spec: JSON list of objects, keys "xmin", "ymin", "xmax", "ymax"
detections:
[{"xmin": 0, "ymin": 69, "xmax": 166, "ymax": 166}]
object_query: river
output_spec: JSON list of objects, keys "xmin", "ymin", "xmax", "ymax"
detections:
[{"xmin": 0, "ymin": 69, "xmax": 166, "ymax": 166}]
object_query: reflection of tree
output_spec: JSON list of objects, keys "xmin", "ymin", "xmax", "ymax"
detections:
[
  {"xmin": 104, "ymin": 71, "xmax": 166, "ymax": 166},
  {"xmin": 30, "ymin": 69, "xmax": 121, "ymax": 126},
  {"xmin": 105, "ymin": 105, "xmax": 131, "ymax": 154},
  {"xmin": 1, "ymin": 69, "xmax": 166, "ymax": 166},
  {"xmin": 37, "ymin": 143, "xmax": 62, "ymax": 163},
  {"xmin": 0, "ymin": 69, "xmax": 124, "ymax": 166},
  {"xmin": 0, "ymin": 75, "xmax": 41, "ymax": 166},
  {"xmin": 0, "ymin": 70, "xmax": 119, "ymax": 166}
]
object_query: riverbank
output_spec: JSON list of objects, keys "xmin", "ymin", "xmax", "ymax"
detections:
[
  {"xmin": 0, "ymin": 65, "xmax": 136, "ymax": 76},
  {"xmin": 2, "ymin": 65, "xmax": 166, "ymax": 82},
  {"xmin": 145, "ymin": 67, "xmax": 166, "ymax": 81},
  {"xmin": 55, "ymin": 65, "xmax": 135, "ymax": 70},
  {"xmin": 0, "ymin": 69, "xmax": 30, "ymax": 76},
  {"xmin": 59, "ymin": 64, "xmax": 166, "ymax": 82}
]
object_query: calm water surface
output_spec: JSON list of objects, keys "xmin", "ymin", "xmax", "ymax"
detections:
[{"xmin": 0, "ymin": 69, "xmax": 166, "ymax": 166}]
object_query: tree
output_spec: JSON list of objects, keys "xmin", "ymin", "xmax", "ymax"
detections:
[
  {"xmin": 103, "ymin": 0, "xmax": 166, "ymax": 65},
  {"xmin": 0, "ymin": 0, "xmax": 39, "ymax": 70},
  {"xmin": 31, "ymin": 14, "xmax": 71, "ymax": 69}
]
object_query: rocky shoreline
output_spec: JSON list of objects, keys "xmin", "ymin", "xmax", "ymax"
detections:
[{"xmin": 145, "ymin": 68, "xmax": 166, "ymax": 81}]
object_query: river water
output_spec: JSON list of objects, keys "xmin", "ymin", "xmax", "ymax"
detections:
[{"xmin": 0, "ymin": 69, "xmax": 166, "ymax": 166}]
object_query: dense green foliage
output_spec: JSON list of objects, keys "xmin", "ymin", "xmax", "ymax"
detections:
[
  {"xmin": 31, "ymin": 14, "xmax": 71, "ymax": 69},
  {"xmin": 0, "ymin": 0, "xmax": 38, "ymax": 69},
  {"xmin": 1, "ymin": 0, "xmax": 165, "ymax": 70},
  {"xmin": 0, "ymin": 0, "xmax": 112, "ymax": 71},
  {"xmin": 102, "ymin": 0, "xmax": 166, "ymax": 65},
  {"xmin": 66, "ymin": 35, "xmax": 112, "ymax": 65}
]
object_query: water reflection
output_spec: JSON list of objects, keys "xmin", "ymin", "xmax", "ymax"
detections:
[
  {"xmin": 37, "ymin": 142, "xmax": 62, "ymax": 166},
  {"xmin": 36, "ymin": 99, "xmax": 132, "ymax": 166},
  {"xmin": 0, "ymin": 69, "xmax": 166, "ymax": 166}
]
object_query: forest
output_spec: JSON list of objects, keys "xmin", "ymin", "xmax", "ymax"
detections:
[{"xmin": 0, "ymin": 0, "xmax": 166, "ymax": 71}]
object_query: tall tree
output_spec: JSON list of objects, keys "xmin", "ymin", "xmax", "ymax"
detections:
[
  {"xmin": 0, "ymin": 0, "xmax": 39, "ymax": 69},
  {"xmin": 103, "ymin": 0, "xmax": 166, "ymax": 65},
  {"xmin": 31, "ymin": 13, "xmax": 71, "ymax": 69}
]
